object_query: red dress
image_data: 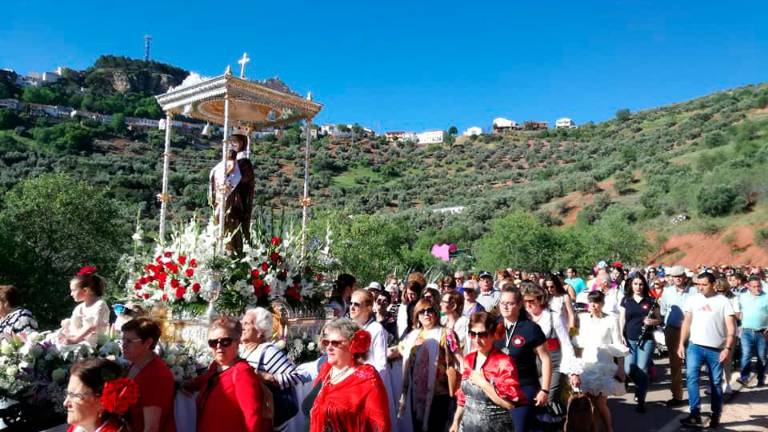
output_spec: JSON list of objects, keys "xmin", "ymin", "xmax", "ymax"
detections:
[
  {"xmin": 192, "ymin": 360, "xmax": 271, "ymax": 432},
  {"xmin": 455, "ymin": 348, "xmax": 526, "ymax": 407},
  {"xmin": 128, "ymin": 355, "xmax": 176, "ymax": 432},
  {"xmin": 310, "ymin": 362, "xmax": 391, "ymax": 432}
]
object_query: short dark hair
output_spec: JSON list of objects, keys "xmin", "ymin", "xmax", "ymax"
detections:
[
  {"xmin": 748, "ymin": 275, "xmax": 762, "ymax": 283},
  {"xmin": 587, "ymin": 290, "xmax": 605, "ymax": 304},
  {"xmin": 469, "ymin": 311, "xmax": 498, "ymax": 334},
  {"xmin": 121, "ymin": 318, "xmax": 162, "ymax": 349},
  {"xmin": 697, "ymin": 272, "xmax": 717, "ymax": 285},
  {"xmin": 0, "ymin": 285, "xmax": 21, "ymax": 308},
  {"xmin": 376, "ymin": 291, "xmax": 392, "ymax": 303},
  {"xmin": 70, "ymin": 358, "xmax": 123, "ymax": 396}
]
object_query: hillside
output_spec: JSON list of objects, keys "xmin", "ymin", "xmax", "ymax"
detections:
[{"xmin": 1, "ymin": 56, "xmax": 768, "ymax": 266}]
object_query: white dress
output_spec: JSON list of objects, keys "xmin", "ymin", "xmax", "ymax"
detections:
[
  {"xmin": 69, "ymin": 299, "xmax": 110, "ymax": 346},
  {"xmin": 570, "ymin": 314, "xmax": 628, "ymax": 396}
]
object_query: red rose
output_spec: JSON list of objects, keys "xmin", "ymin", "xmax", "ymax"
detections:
[
  {"xmin": 189, "ymin": 259, "xmax": 198, "ymax": 268},
  {"xmin": 192, "ymin": 283, "xmax": 201, "ymax": 293},
  {"xmin": 155, "ymin": 256, "xmax": 162, "ymax": 264},
  {"xmin": 261, "ymin": 262, "xmax": 269, "ymax": 271},
  {"xmin": 175, "ymin": 286, "xmax": 186, "ymax": 299},
  {"xmin": 101, "ymin": 378, "xmax": 139, "ymax": 415},
  {"xmin": 170, "ymin": 279, "xmax": 180, "ymax": 288},
  {"xmin": 250, "ymin": 269, "xmax": 260, "ymax": 278},
  {"xmin": 349, "ymin": 330, "xmax": 372, "ymax": 355},
  {"xmin": 163, "ymin": 251, "xmax": 173, "ymax": 258},
  {"xmin": 185, "ymin": 268, "xmax": 194, "ymax": 278},
  {"xmin": 269, "ymin": 252, "xmax": 280, "ymax": 263},
  {"xmin": 162, "ymin": 293, "xmax": 168, "ymax": 301},
  {"xmin": 286, "ymin": 287, "xmax": 301, "ymax": 301},
  {"xmin": 264, "ymin": 284, "xmax": 271, "ymax": 296},
  {"xmin": 254, "ymin": 279, "xmax": 264, "ymax": 288},
  {"xmin": 178, "ymin": 255, "xmax": 187, "ymax": 265},
  {"xmin": 133, "ymin": 282, "xmax": 141, "ymax": 290},
  {"xmin": 271, "ymin": 236, "xmax": 281, "ymax": 246},
  {"xmin": 143, "ymin": 293, "xmax": 151, "ymax": 300},
  {"xmin": 314, "ymin": 273, "xmax": 323, "ymax": 281}
]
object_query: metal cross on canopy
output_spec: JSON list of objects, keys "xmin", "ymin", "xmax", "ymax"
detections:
[{"xmin": 238, "ymin": 52, "xmax": 250, "ymax": 78}]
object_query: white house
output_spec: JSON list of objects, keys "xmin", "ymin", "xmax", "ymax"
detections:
[
  {"xmin": 555, "ymin": 117, "xmax": 576, "ymax": 128},
  {"xmin": 492, "ymin": 117, "xmax": 520, "ymax": 133},
  {"xmin": 462, "ymin": 126, "xmax": 482, "ymax": 137},
  {"xmin": 319, "ymin": 124, "xmax": 352, "ymax": 138},
  {"xmin": 416, "ymin": 130, "xmax": 444, "ymax": 145}
]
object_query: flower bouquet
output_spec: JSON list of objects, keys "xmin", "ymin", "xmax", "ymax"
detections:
[{"xmin": 159, "ymin": 342, "xmax": 212, "ymax": 382}]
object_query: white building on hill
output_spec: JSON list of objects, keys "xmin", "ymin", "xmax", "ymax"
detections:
[
  {"xmin": 555, "ymin": 117, "xmax": 576, "ymax": 128},
  {"xmin": 492, "ymin": 117, "xmax": 520, "ymax": 133},
  {"xmin": 463, "ymin": 126, "xmax": 482, "ymax": 136},
  {"xmin": 416, "ymin": 130, "xmax": 444, "ymax": 144}
]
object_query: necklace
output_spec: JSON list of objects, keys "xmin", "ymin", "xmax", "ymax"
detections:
[
  {"xmin": 328, "ymin": 366, "xmax": 353, "ymax": 384},
  {"xmin": 502, "ymin": 320, "xmax": 518, "ymax": 355}
]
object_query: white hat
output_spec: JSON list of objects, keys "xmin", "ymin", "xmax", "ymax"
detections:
[
  {"xmin": 366, "ymin": 282, "xmax": 383, "ymax": 291},
  {"xmin": 668, "ymin": 265, "xmax": 686, "ymax": 277}
]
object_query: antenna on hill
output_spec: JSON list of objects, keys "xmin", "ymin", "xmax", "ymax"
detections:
[{"xmin": 144, "ymin": 35, "xmax": 152, "ymax": 62}]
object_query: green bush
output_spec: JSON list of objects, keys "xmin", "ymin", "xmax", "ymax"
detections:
[{"xmin": 697, "ymin": 184, "xmax": 738, "ymax": 217}]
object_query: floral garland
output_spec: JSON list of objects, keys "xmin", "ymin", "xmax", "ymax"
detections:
[{"xmin": 131, "ymin": 252, "xmax": 204, "ymax": 303}]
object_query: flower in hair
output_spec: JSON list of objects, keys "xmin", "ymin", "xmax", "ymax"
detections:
[
  {"xmin": 100, "ymin": 377, "xmax": 139, "ymax": 415},
  {"xmin": 349, "ymin": 329, "xmax": 372, "ymax": 355},
  {"xmin": 77, "ymin": 266, "xmax": 98, "ymax": 277}
]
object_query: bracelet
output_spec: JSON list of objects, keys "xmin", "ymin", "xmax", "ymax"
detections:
[
  {"xmin": 539, "ymin": 389, "xmax": 550, "ymax": 394},
  {"xmin": 724, "ymin": 346, "xmax": 732, "ymax": 350}
]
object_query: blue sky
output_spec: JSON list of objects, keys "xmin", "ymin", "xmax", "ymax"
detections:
[{"xmin": 2, "ymin": 1, "xmax": 767, "ymax": 132}]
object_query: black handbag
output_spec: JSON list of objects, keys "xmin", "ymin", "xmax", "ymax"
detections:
[{"xmin": 301, "ymin": 380, "xmax": 323, "ymax": 416}]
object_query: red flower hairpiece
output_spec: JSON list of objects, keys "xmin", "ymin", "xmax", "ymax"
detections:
[
  {"xmin": 77, "ymin": 266, "xmax": 98, "ymax": 277},
  {"xmin": 100, "ymin": 377, "xmax": 139, "ymax": 415},
  {"xmin": 349, "ymin": 329, "xmax": 372, "ymax": 355},
  {"xmin": 613, "ymin": 261, "xmax": 623, "ymax": 269}
]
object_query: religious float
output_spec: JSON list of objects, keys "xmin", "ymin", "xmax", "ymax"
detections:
[{"xmin": 0, "ymin": 55, "xmax": 333, "ymax": 430}]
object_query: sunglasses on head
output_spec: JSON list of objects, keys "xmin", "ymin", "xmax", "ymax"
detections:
[
  {"xmin": 207, "ymin": 337, "xmax": 234, "ymax": 348},
  {"xmin": 469, "ymin": 330, "xmax": 489, "ymax": 338},
  {"xmin": 321, "ymin": 339, "xmax": 347, "ymax": 348},
  {"xmin": 418, "ymin": 307, "xmax": 436, "ymax": 316}
]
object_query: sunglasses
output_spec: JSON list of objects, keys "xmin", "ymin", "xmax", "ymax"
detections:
[
  {"xmin": 469, "ymin": 330, "xmax": 489, "ymax": 338},
  {"xmin": 321, "ymin": 339, "xmax": 347, "ymax": 348},
  {"xmin": 207, "ymin": 337, "xmax": 234, "ymax": 349},
  {"xmin": 463, "ymin": 288, "xmax": 476, "ymax": 294},
  {"xmin": 376, "ymin": 298, "xmax": 389, "ymax": 305},
  {"xmin": 418, "ymin": 307, "xmax": 437, "ymax": 316},
  {"xmin": 350, "ymin": 301, "xmax": 364, "ymax": 308}
]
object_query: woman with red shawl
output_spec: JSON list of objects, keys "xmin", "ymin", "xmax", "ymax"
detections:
[{"xmin": 307, "ymin": 318, "xmax": 391, "ymax": 432}]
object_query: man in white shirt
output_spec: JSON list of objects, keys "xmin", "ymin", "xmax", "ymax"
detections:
[
  {"xmin": 476, "ymin": 271, "xmax": 501, "ymax": 313},
  {"xmin": 659, "ymin": 265, "xmax": 696, "ymax": 407},
  {"xmin": 677, "ymin": 272, "xmax": 736, "ymax": 428}
]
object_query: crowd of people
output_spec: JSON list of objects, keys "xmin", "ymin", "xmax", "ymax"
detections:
[{"xmin": 0, "ymin": 262, "xmax": 766, "ymax": 431}]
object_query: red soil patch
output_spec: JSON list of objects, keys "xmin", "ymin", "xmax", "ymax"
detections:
[{"xmin": 649, "ymin": 225, "xmax": 768, "ymax": 266}]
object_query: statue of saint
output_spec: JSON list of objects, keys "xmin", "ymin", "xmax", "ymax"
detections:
[{"xmin": 209, "ymin": 134, "xmax": 255, "ymax": 254}]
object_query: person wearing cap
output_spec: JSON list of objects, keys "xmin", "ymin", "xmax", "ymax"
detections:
[
  {"xmin": 476, "ymin": 271, "xmax": 501, "ymax": 313},
  {"xmin": 659, "ymin": 265, "xmax": 696, "ymax": 407},
  {"xmin": 366, "ymin": 281, "xmax": 383, "ymax": 299},
  {"xmin": 461, "ymin": 280, "xmax": 485, "ymax": 318}
]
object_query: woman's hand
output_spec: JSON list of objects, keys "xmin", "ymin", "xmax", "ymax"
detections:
[
  {"xmin": 259, "ymin": 371, "xmax": 277, "ymax": 385},
  {"xmin": 449, "ymin": 422, "xmax": 459, "ymax": 432},
  {"xmin": 569, "ymin": 374, "xmax": 581, "ymax": 389},
  {"xmin": 468, "ymin": 370, "xmax": 487, "ymax": 388},
  {"xmin": 534, "ymin": 390, "xmax": 548, "ymax": 406},
  {"xmin": 643, "ymin": 317, "xmax": 655, "ymax": 326}
]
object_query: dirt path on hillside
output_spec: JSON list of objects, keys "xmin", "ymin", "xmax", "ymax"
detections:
[{"xmin": 649, "ymin": 225, "xmax": 768, "ymax": 266}]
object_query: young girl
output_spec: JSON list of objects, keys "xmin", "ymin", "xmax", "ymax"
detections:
[{"xmin": 59, "ymin": 266, "xmax": 110, "ymax": 346}]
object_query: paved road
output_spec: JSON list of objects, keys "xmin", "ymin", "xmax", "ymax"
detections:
[{"xmin": 606, "ymin": 354, "xmax": 768, "ymax": 431}]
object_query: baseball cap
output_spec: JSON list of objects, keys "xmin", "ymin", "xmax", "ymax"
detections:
[
  {"xmin": 366, "ymin": 282, "xmax": 383, "ymax": 291},
  {"xmin": 479, "ymin": 271, "xmax": 493, "ymax": 279}
]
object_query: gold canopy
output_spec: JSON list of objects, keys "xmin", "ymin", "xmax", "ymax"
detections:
[{"xmin": 154, "ymin": 71, "xmax": 322, "ymax": 127}]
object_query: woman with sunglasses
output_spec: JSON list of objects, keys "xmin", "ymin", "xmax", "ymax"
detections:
[
  {"xmin": 307, "ymin": 318, "xmax": 391, "ymax": 432},
  {"xmin": 399, "ymin": 299, "xmax": 460, "ymax": 432},
  {"xmin": 441, "ymin": 290, "xmax": 470, "ymax": 358},
  {"xmin": 461, "ymin": 280, "xmax": 485, "ymax": 318},
  {"xmin": 450, "ymin": 311, "xmax": 524, "ymax": 432},
  {"xmin": 186, "ymin": 316, "xmax": 271, "ymax": 432}
]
